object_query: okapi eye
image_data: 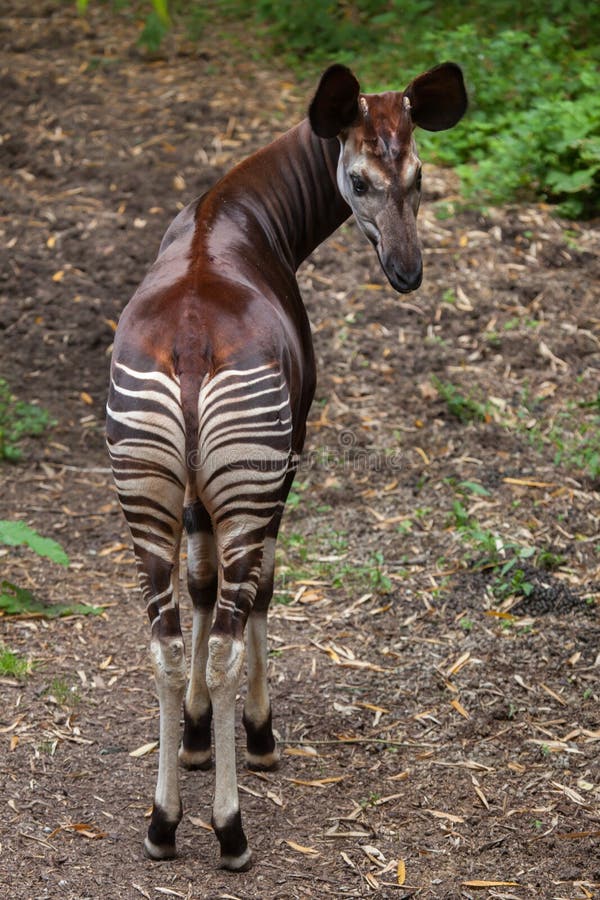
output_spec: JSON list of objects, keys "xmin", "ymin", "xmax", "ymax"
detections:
[
  {"xmin": 416, "ymin": 168, "xmax": 423, "ymax": 191},
  {"xmin": 350, "ymin": 173, "xmax": 368, "ymax": 195}
]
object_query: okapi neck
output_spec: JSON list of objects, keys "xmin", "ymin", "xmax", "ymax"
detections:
[{"xmin": 198, "ymin": 119, "xmax": 351, "ymax": 272}]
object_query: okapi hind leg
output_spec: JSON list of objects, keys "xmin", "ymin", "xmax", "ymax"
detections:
[
  {"xmin": 207, "ymin": 526, "xmax": 270, "ymax": 872},
  {"xmin": 179, "ymin": 499, "xmax": 217, "ymax": 771},
  {"xmin": 243, "ymin": 470, "xmax": 295, "ymax": 771},
  {"xmin": 139, "ymin": 548, "xmax": 187, "ymax": 861},
  {"xmin": 243, "ymin": 535, "xmax": 280, "ymax": 771}
]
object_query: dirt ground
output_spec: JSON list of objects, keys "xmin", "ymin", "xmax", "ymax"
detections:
[{"xmin": 1, "ymin": 3, "xmax": 599, "ymax": 898}]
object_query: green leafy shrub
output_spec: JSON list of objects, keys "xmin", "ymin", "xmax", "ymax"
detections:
[
  {"xmin": 233, "ymin": 2, "xmax": 600, "ymax": 218},
  {"xmin": 419, "ymin": 23, "xmax": 600, "ymax": 217}
]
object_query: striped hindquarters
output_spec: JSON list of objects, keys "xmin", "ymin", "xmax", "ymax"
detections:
[
  {"xmin": 194, "ymin": 364, "xmax": 294, "ymax": 622},
  {"xmin": 106, "ymin": 362, "xmax": 187, "ymax": 566}
]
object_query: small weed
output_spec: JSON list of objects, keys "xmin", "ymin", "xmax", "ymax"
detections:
[
  {"xmin": 47, "ymin": 677, "xmax": 80, "ymax": 707},
  {"xmin": 0, "ymin": 380, "xmax": 54, "ymax": 462},
  {"xmin": 485, "ymin": 330, "xmax": 501, "ymax": 348},
  {"xmin": 0, "ymin": 644, "xmax": 31, "ymax": 679},
  {"xmin": 413, "ymin": 506, "xmax": 432, "ymax": 520},
  {"xmin": 537, "ymin": 548, "xmax": 566, "ymax": 570},
  {"xmin": 431, "ymin": 376, "xmax": 489, "ymax": 424},
  {"xmin": 493, "ymin": 557, "xmax": 535, "ymax": 601},
  {"xmin": 325, "ymin": 531, "xmax": 348, "ymax": 554},
  {"xmin": 455, "ymin": 501, "xmax": 564, "ymax": 604},
  {"xmin": 442, "ymin": 288, "xmax": 457, "ymax": 305},
  {"xmin": 458, "ymin": 481, "xmax": 490, "ymax": 497},
  {"xmin": 37, "ymin": 740, "xmax": 57, "ymax": 756},
  {"xmin": 459, "ymin": 616, "xmax": 474, "ymax": 632},
  {"xmin": 367, "ymin": 551, "xmax": 392, "ymax": 593},
  {"xmin": 396, "ymin": 519, "xmax": 413, "ymax": 534},
  {"xmin": 281, "ymin": 531, "xmax": 309, "ymax": 562},
  {"xmin": 450, "ymin": 499, "xmax": 471, "ymax": 529}
]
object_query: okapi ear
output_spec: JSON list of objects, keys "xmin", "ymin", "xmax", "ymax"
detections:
[
  {"xmin": 405, "ymin": 62, "xmax": 468, "ymax": 132},
  {"xmin": 309, "ymin": 64, "xmax": 361, "ymax": 139}
]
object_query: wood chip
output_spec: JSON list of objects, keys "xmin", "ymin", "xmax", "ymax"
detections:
[
  {"xmin": 540, "ymin": 682, "xmax": 568, "ymax": 706},
  {"xmin": 284, "ymin": 839, "xmax": 319, "ymax": 855},
  {"xmin": 289, "ymin": 776, "xmax": 345, "ymax": 787},
  {"xmin": 129, "ymin": 741, "xmax": 158, "ymax": 758},
  {"xmin": 446, "ymin": 651, "xmax": 471, "ymax": 678},
  {"xmin": 426, "ymin": 809, "xmax": 465, "ymax": 824},
  {"xmin": 451, "ymin": 698, "xmax": 470, "ymax": 719}
]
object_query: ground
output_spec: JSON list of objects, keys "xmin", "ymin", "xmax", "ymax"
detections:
[{"xmin": 1, "ymin": 3, "xmax": 599, "ymax": 899}]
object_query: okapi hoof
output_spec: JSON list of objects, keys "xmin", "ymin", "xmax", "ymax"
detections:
[
  {"xmin": 219, "ymin": 846, "xmax": 253, "ymax": 872},
  {"xmin": 213, "ymin": 809, "xmax": 252, "ymax": 872},
  {"xmin": 243, "ymin": 710, "xmax": 278, "ymax": 771},
  {"xmin": 245, "ymin": 748, "xmax": 280, "ymax": 772},
  {"xmin": 181, "ymin": 707, "xmax": 212, "ymax": 770},
  {"xmin": 143, "ymin": 835, "xmax": 177, "ymax": 861},
  {"xmin": 144, "ymin": 805, "xmax": 180, "ymax": 860},
  {"xmin": 178, "ymin": 744, "xmax": 213, "ymax": 771}
]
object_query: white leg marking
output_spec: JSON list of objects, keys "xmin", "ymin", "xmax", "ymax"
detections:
[
  {"xmin": 144, "ymin": 634, "xmax": 186, "ymax": 859},
  {"xmin": 244, "ymin": 609, "xmax": 279, "ymax": 770},
  {"xmin": 207, "ymin": 635, "xmax": 252, "ymax": 868}
]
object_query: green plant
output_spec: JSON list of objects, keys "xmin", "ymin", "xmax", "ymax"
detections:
[
  {"xmin": 0, "ymin": 380, "xmax": 54, "ymax": 462},
  {"xmin": 525, "ymin": 404, "xmax": 600, "ymax": 481},
  {"xmin": 494, "ymin": 557, "xmax": 535, "ymax": 601},
  {"xmin": 76, "ymin": 1, "xmax": 599, "ymax": 216},
  {"xmin": 47, "ymin": 677, "xmax": 80, "ymax": 707},
  {"xmin": 360, "ymin": 792, "xmax": 381, "ymax": 809},
  {"xmin": 0, "ymin": 521, "xmax": 103, "ymax": 617},
  {"xmin": 431, "ymin": 376, "xmax": 489, "ymax": 424},
  {"xmin": 77, "ymin": 0, "xmax": 170, "ymax": 52},
  {"xmin": 0, "ymin": 581, "xmax": 104, "ymax": 618},
  {"xmin": 0, "ymin": 521, "xmax": 69, "ymax": 565},
  {"xmin": 0, "ymin": 644, "xmax": 31, "ymax": 679},
  {"xmin": 367, "ymin": 551, "xmax": 392, "ymax": 593},
  {"xmin": 453, "ymin": 500, "xmax": 561, "ymax": 603}
]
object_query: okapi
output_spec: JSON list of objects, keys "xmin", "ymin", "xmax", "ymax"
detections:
[{"xmin": 106, "ymin": 62, "xmax": 467, "ymax": 870}]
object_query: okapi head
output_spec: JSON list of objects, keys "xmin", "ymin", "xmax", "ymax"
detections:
[{"xmin": 309, "ymin": 62, "xmax": 467, "ymax": 293}]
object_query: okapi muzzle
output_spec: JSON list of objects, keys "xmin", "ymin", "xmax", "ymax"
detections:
[{"xmin": 107, "ymin": 60, "xmax": 466, "ymax": 872}]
